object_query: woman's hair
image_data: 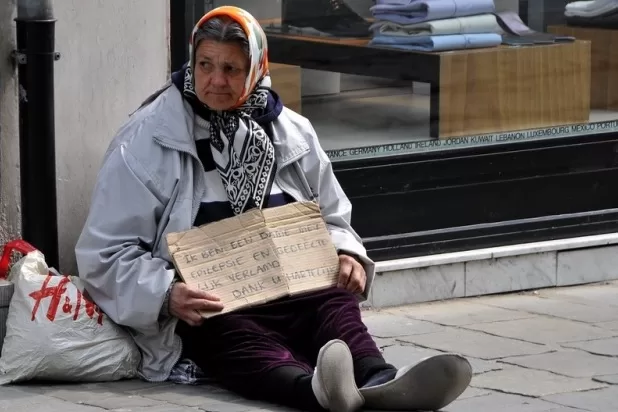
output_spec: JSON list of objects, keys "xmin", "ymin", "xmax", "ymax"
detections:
[{"xmin": 194, "ymin": 16, "xmax": 250, "ymax": 58}]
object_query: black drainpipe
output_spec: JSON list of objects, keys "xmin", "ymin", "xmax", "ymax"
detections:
[{"xmin": 13, "ymin": 0, "xmax": 60, "ymax": 269}]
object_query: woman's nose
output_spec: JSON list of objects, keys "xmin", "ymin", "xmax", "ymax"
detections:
[{"xmin": 211, "ymin": 71, "xmax": 227, "ymax": 86}]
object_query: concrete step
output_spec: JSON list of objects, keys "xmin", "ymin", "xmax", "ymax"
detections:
[{"xmin": 364, "ymin": 233, "xmax": 618, "ymax": 309}]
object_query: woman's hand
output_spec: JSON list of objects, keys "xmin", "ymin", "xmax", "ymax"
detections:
[
  {"xmin": 337, "ymin": 254, "xmax": 366, "ymax": 294},
  {"xmin": 169, "ymin": 283, "xmax": 224, "ymax": 326}
]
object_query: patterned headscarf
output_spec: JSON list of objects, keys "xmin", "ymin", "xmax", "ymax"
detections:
[
  {"xmin": 189, "ymin": 6, "xmax": 270, "ymax": 108},
  {"xmin": 182, "ymin": 6, "xmax": 276, "ymax": 216}
]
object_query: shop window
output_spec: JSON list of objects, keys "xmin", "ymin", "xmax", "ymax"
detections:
[{"xmin": 202, "ymin": 0, "xmax": 618, "ymax": 163}]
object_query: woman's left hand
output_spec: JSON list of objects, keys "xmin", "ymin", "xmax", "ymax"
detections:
[{"xmin": 337, "ymin": 254, "xmax": 366, "ymax": 294}]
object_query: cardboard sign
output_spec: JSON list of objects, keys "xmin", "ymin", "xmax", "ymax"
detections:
[{"xmin": 166, "ymin": 202, "xmax": 340, "ymax": 317}]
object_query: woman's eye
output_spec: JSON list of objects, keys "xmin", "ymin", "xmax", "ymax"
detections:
[{"xmin": 225, "ymin": 66, "xmax": 240, "ymax": 75}]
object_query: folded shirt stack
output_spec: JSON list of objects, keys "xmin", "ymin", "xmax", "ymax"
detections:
[
  {"xmin": 565, "ymin": 0, "xmax": 618, "ymax": 28},
  {"xmin": 565, "ymin": 0, "xmax": 618, "ymax": 17},
  {"xmin": 369, "ymin": 0, "xmax": 503, "ymax": 52}
]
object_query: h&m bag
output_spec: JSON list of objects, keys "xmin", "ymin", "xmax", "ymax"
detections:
[{"xmin": 0, "ymin": 240, "xmax": 141, "ymax": 384}]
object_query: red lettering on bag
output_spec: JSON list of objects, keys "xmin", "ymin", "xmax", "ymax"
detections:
[
  {"xmin": 29, "ymin": 274, "xmax": 104, "ymax": 325},
  {"xmin": 62, "ymin": 296, "xmax": 73, "ymax": 314},
  {"xmin": 85, "ymin": 300, "xmax": 104, "ymax": 325},
  {"xmin": 28, "ymin": 274, "xmax": 69, "ymax": 322},
  {"xmin": 73, "ymin": 289, "xmax": 82, "ymax": 321}
]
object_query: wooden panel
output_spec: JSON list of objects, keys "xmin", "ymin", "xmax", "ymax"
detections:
[
  {"xmin": 548, "ymin": 25, "xmax": 618, "ymax": 110},
  {"xmin": 269, "ymin": 63, "xmax": 302, "ymax": 114},
  {"xmin": 438, "ymin": 41, "xmax": 591, "ymax": 138}
]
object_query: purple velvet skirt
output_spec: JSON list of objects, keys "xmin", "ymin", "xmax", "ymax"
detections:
[{"xmin": 176, "ymin": 286, "xmax": 381, "ymax": 379}]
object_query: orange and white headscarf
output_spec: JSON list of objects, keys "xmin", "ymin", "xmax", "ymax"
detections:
[
  {"xmin": 182, "ymin": 7, "xmax": 277, "ymax": 216},
  {"xmin": 189, "ymin": 6, "xmax": 270, "ymax": 108}
]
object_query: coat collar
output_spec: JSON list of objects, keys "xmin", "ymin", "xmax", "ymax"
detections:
[{"xmin": 150, "ymin": 85, "xmax": 309, "ymax": 166}]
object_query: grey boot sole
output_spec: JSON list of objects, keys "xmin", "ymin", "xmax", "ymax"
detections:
[
  {"xmin": 359, "ymin": 354, "xmax": 472, "ymax": 411},
  {"xmin": 316, "ymin": 340, "xmax": 365, "ymax": 412}
]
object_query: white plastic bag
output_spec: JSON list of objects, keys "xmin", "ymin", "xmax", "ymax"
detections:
[
  {"xmin": 0, "ymin": 240, "xmax": 141, "ymax": 384},
  {"xmin": 0, "ymin": 279, "xmax": 12, "ymax": 355}
]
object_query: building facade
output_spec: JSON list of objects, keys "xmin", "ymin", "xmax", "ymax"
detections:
[{"xmin": 0, "ymin": 0, "xmax": 170, "ymax": 272}]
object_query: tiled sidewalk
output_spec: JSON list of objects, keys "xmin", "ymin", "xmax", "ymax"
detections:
[{"xmin": 2, "ymin": 281, "xmax": 617, "ymax": 411}]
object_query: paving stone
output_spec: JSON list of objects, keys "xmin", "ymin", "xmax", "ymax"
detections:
[
  {"xmin": 136, "ymin": 383, "xmax": 240, "ymax": 407},
  {"xmin": 381, "ymin": 344, "xmax": 503, "ymax": 375},
  {"xmin": 540, "ymin": 284, "xmax": 618, "ymax": 309},
  {"xmin": 382, "ymin": 344, "xmax": 442, "ymax": 368},
  {"xmin": 467, "ymin": 358, "xmax": 505, "ymax": 375},
  {"xmin": 562, "ymin": 337, "xmax": 618, "ymax": 357},
  {"xmin": 398, "ymin": 327, "xmax": 549, "ymax": 360},
  {"xmin": 252, "ymin": 405, "xmax": 297, "ymax": 412},
  {"xmin": 480, "ymin": 294, "xmax": 618, "ymax": 323},
  {"xmin": 0, "ymin": 386, "xmax": 38, "ymax": 400},
  {"xmin": 463, "ymin": 316, "xmax": 615, "ymax": 345},
  {"xmin": 0, "ymin": 387, "xmax": 103, "ymax": 412},
  {"xmin": 198, "ymin": 398, "xmax": 263, "ymax": 412},
  {"xmin": 99, "ymin": 380, "xmax": 171, "ymax": 393},
  {"xmin": 34, "ymin": 388, "xmax": 168, "ymax": 409},
  {"xmin": 471, "ymin": 367, "xmax": 606, "ymax": 397},
  {"xmin": 443, "ymin": 392, "xmax": 560, "ymax": 412},
  {"xmin": 500, "ymin": 349, "xmax": 618, "ymax": 378},
  {"xmin": 457, "ymin": 386, "xmax": 493, "ymax": 400},
  {"xmin": 371, "ymin": 337, "xmax": 398, "ymax": 349},
  {"xmin": 360, "ymin": 308, "xmax": 383, "ymax": 319},
  {"xmin": 595, "ymin": 320, "xmax": 618, "ymax": 331},
  {"xmin": 24, "ymin": 381, "xmax": 170, "ymax": 396},
  {"xmin": 112, "ymin": 406, "xmax": 204, "ymax": 412},
  {"xmin": 543, "ymin": 386, "xmax": 618, "ymax": 411},
  {"xmin": 362, "ymin": 313, "xmax": 444, "ymax": 338},
  {"xmin": 388, "ymin": 300, "xmax": 533, "ymax": 326},
  {"xmin": 593, "ymin": 374, "xmax": 618, "ymax": 385}
]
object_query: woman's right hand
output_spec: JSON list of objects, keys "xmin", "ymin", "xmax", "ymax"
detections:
[{"xmin": 169, "ymin": 282, "xmax": 224, "ymax": 326}]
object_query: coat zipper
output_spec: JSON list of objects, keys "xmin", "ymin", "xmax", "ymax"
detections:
[
  {"xmin": 152, "ymin": 136, "xmax": 205, "ymax": 223},
  {"xmin": 274, "ymin": 152, "xmax": 316, "ymax": 203},
  {"xmin": 293, "ymin": 162, "xmax": 317, "ymax": 202}
]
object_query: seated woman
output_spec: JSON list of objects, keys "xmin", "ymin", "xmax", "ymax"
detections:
[{"xmin": 75, "ymin": 6, "xmax": 471, "ymax": 412}]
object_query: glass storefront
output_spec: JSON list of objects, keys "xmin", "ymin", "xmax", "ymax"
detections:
[
  {"xmin": 195, "ymin": 0, "xmax": 618, "ymax": 163},
  {"xmin": 172, "ymin": 1, "xmax": 618, "ymax": 260}
]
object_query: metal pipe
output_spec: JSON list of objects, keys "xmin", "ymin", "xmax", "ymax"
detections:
[{"xmin": 14, "ymin": 0, "xmax": 60, "ymax": 269}]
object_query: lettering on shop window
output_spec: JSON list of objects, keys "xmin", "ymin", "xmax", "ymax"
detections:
[
  {"xmin": 29, "ymin": 274, "xmax": 104, "ymax": 325},
  {"xmin": 167, "ymin": 202, "xmax": 341, "ymax": 318},
  {"xmin": 325, "ymin": 120, "xmax": 618, "ymax": 161}
]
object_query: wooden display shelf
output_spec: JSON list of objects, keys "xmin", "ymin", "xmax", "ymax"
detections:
[
  {"xmin": 437, "ymin": 42, "xmax": 591, "ymax": 138},
  {"xmin": 548, "ymin": 25, "xmax": 618, "ymax": 111},
  {"xmin": 270, "ymin": 63, "xmax": 302, "ymax": 114},
  {"xmin": 266, "ymin": 34, "xmax": 591, "ymax": 138}
]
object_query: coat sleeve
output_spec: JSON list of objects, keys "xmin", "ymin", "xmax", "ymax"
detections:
[
  {"xmin": 299, "ymin": 122, "xmax": 376, "ymax": 299},
  {"xmin": 75, "ymin": 144, "xmax": 175, "ymax": 333}
]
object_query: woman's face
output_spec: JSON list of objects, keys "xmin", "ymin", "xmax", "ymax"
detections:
[{"xmin": 193, "ymin": 39, "xmax": 249, "ymax": 111}]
